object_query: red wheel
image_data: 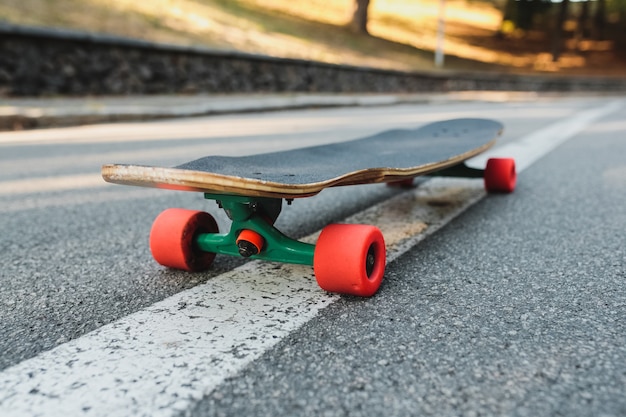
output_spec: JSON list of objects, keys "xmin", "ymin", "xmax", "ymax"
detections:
[
  {"xmin": 313, "ymin": 224, "xmax": 386, "ymax": 297},
  {"xmin": 484, "ymin": 158, "xmax": 516, "ymax": 193},
  {"xmin": 149, "ymin": 208, "xmax": 218, "ymax": 272}
]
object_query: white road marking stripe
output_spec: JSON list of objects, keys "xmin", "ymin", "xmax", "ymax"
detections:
[
  {"xmin": 0, "ymin": 102, "xmax": 622, "ymax": 417},
  {"xmin": 0, "ymin": 174, "xmax": 107, "ymax": 195},
  {"xmin": 466, "ymin": 100, "xmax": 624, "ymax": 171},
  {"xmin": 0, "ymin": 188, "xmax": 164, "ymax": 214}
]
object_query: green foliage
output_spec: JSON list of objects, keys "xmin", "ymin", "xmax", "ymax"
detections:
[{"xmin": 502, "ymin": 0, "xmax": 552, "ymax": 31}]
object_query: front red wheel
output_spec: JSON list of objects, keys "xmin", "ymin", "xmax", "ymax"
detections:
[
  {"xmin": 314, "ymin": 224, "xmax": 386, "ymax": 297},
  {"xmin": 484, "ymin": 158, "xmax": 516, "ymax": 193},
  {"xmin": 150, "ymin": 208, "xmax": 219, "ymax": 272}
]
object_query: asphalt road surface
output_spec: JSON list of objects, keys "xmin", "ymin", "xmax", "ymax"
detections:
[{"xmin": 1, "ymin": 95, "xmax": 625, "ymax": 416}]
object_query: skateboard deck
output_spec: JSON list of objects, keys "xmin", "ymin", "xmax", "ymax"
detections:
[
  {"xmin": 102, "ymin": 118, "xmax": 503, "ymax": 198},
  {"xmin": 102, "ymin": 118, "xmax": 516, "ymax": 298}
]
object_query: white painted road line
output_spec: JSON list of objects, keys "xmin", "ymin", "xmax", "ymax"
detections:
[
  {"xmin": 467, "ymin": 100, "xmax": 624, "ymax": 171},
  {"xmin": 0, "ymin": 173, "xmax": 107, "ymax": 196},
  {"xmin": 1, "ymin": 101, "xmax": 622, "ymax": 417}
]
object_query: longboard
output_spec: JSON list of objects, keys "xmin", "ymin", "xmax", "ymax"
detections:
[
  {"xmin": 102, "ymin": 118, "xmax": 517, "ymax": 298},
  {"xmin": 103, "ymin": 118, "xmax": 504, "ymax": 198}
]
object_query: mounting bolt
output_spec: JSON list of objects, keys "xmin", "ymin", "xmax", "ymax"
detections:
[{"xmin": 237, "ymin": 240, "xmax": 259, "ymax": 257}]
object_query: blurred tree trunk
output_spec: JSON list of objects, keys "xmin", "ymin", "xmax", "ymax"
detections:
[
  {"xmin": 619, "ymin": 7, "xmax": 626, "ymax": 53},
  {"xmin": 497, "ymin": 0, "xmax": 516, "ymax": 38},
  {"xmin": 552, "ymin": 0, "xmax": 570, "ymax": 62},
  {"xmin": 577, "ymin": 0, "xmax": 590, "ymax": 40},
  {"xmin": 593, "ymin": 0, "xmax": 607, "ymax": 40},
  {"xmin": 349, "ymin": 0, "xmax": 371, "ymax": 34},
  {"xmin": 501, "ymin": 0, "xmax": 516, "ymax": 22}
]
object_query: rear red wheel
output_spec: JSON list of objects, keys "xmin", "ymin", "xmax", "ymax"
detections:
[
  {"xmin": 150, "ymin": 208, "xmax": 219, "ymax": 272},
  {"xmin": 484, "ymin": 158, "xmax": 516, "ymax": 193},
  {"xmin": 313, "ymin": 224, "xmax": 386, "ymax": 297}
]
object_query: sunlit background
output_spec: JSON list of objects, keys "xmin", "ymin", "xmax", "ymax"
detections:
[{"xmin": 0, "ymin": 0, "xmax": 625, "ymax": 74}]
